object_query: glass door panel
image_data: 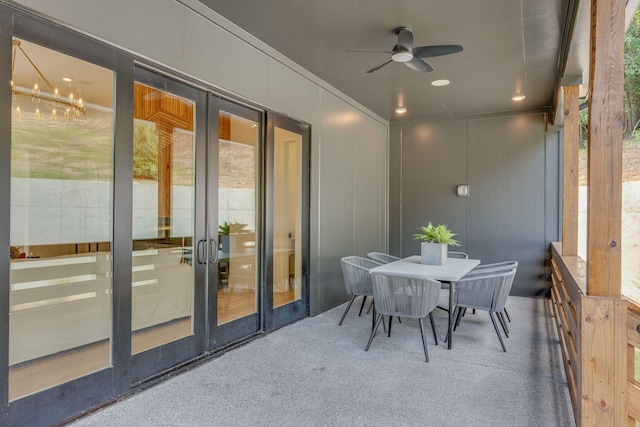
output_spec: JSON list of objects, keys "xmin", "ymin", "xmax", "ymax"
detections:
[
  {"xmin": 131, "ymin": 82, "xmax": 196, "ymax": 354},
  {"xmin": 273, "ymin": 128, "xmax": 303, "ymax": 308},
  {"xmin": 217, "ymin": 109, "xmax": 259, "ymax": 325},
  {"xmin": 8, "ymin": 38, "xmax": 115, "ymax": 400},
  {"xmin": 266, "ymin": 114, "xmax": 310, "ymax": 330},
  {"xmin": 208, "ymin": 98, "xmax": 261, "ymax": 348}
]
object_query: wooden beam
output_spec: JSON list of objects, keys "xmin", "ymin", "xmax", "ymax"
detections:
[
  {"xmin": 563, "ymin": 85, "xmax": 580, "ymax": 256},
  {"xmin": 586, "ymin": 0, "xmax": 623, "ymax": 297},
  {"xmin": 220, "ymin": 112, "xmax": 231, "ymax": 140}
]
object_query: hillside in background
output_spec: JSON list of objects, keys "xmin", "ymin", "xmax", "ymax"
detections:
[{"xmin": 579, "ymin": 136, "xmax": 640, "ymax": 185}]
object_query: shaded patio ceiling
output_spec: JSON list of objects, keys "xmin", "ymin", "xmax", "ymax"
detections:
[{"xmin": 199, "ymin": 0, "xmax": 573, "ymax": 122}]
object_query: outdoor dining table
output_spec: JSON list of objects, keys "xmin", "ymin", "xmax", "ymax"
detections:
[{"xmin": 369, "ymin": 256, "xmax": 480, "ymax": 349}]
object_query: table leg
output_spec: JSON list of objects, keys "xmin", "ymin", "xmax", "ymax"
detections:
[
  {"xmin": 372, "ymin": 304, "xmax": 376, "ymax": 332},
  {"xmin": 447, "ymin": 282, "xmax": 455, "ymax": 350}
]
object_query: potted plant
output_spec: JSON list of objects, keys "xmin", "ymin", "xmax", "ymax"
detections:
[
  {"xmin": 413, "ymin": 222, "xmax": 460, "ymax": 265},
  {"xmin": 218, "ymin": 221, "xmax": 251, "ymax": 253}
]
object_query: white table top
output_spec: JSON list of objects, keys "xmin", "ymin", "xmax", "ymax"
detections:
[{"xmin": 369, "ymin": 256, "xmax": 480, "ymax": 282}]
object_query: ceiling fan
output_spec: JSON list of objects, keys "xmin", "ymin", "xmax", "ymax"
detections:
[{"xmin": 350, "ymin": 27, "xmax": 463, "ymax": 73}]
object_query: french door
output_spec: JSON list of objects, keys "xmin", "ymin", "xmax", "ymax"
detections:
[
  {"xmin": 130, "ymin": 67, "xmax": 208, "ymax": 382},
  {"xmin": 265, "ymin": 114, "xmax": 310, "ymax": 330},
  {"xmin": 129, "ymin": 71, "xmax": 266, "ymax": 379},
  {"xmin": 207, "ymin": 97, "xmax": 262, "ymax": 347},
  {"xmin": 129, "ymin": 69, "xmax": 310, "ymax": 379}
]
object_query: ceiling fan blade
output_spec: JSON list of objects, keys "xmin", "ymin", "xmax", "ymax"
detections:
[
  {"xmin": 346, "ymin": 49, "xmax": 393, "ymax": 54},
  {"xmin": 366, "ymin": 57, "xmax": 393, "ymax": 73},
  {"xmin": 404, "ymin": 57, "xmax": 433, "ymax": 73},
  {"xmin": 396, "ymin": 27, "xmax": 414, "ymax": 52},
  {"xmin": 412, "ymin": 45, "xmax": 463, "ymax": 58}
]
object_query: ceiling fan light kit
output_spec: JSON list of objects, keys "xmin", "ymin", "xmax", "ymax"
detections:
[
  {"xmin": 391, "ymin": 50, "xmax": 413, "ymax": 63},
  {"xmin": 353, "ymin": 26, "xmax": 463, "ymax": 74}
]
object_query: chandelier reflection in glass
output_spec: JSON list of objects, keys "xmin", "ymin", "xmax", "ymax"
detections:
[{"xmin": 11, "ymin": 38, "xmax": 86, "ymax": 121}]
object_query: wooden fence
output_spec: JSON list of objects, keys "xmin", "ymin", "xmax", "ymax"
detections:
[{"xmin": 550, "ymin": 243, "xmax": 637, "ymax": 426}]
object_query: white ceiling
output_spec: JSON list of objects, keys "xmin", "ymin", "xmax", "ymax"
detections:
[
  {"xmin": 11, "ymin": 38, "xmax": 115, "ymax": 109},
  {"xmin": 199, "ymin": 0, "xmax": 571, "ymax": 122}
]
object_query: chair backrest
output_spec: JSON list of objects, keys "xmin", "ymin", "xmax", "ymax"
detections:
[
  {"xmin": 370, "ymin": 273, "xmax": 441, "ymax": 319},
  {"xmin": 472, "ymin": 261, "xmax": 518, "ymax": 272},
  {"xmin": 447, "ymin": 251, "xmax": 469, "ymax": 259},
  {"xmin": 366, "ymin": 252, "xmax": 400, "ymax": 264},
  {"xmin": 341, "ymin": 256, "xmax": 381, "ymax": 296},
  {"xmin": 454, "ymin": 268, "xmax": 517, "ymax": 312}
]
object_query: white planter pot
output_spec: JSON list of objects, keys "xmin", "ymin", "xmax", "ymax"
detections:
[{"xmin": 421, "ymin": 242, "xmax": 448, "ymax": 265}]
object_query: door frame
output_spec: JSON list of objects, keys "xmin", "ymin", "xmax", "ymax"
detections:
[
  {"xmin": 129, "ymin": 66, "xmax": 209, "ymax": 383},
  {"xmin": 264, "ymin": 113, "xmax": 311, "ymax": 331},
  {"xmin": 207, "ymin": 96, "xmax": 264, "ymax": 349},
  {"xmin": 3, "ymin": 7, "xmax": 131, "ymax": 426}
]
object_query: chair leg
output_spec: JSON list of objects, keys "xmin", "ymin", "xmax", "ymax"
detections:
[
  {"xmin": 504, "ymin": 307, "xmax": 511, "ymax": 322},
  {"xmin": 358, "ymin": 296, "xmax": 367, "ymax": 316},
  {"xmin": 497, "ymin": 312, "xmax": 509, "ymax": 336},
  {"xmin": 338, "ymin": 295, "xmax": 357, "ymax": 326},
  {"xmin": 365, "ymin": 314, "xmax": 383, "ymax": 351},
  {"xmin": 429, "ymin": 313, "xmax": 438, "ymax": 345},
  {"xmin": 489, "ymin": 312, "xmax": 507, "ymax": 352},
  {"xmin": 418, "ymin": 318, "xmax": 430, "ymax": 362},
  {"xmin": 387, "ymin": 315, "xmax": 393, "ymax": 337},
  {"xmin": 366, "ymin": 299, "xmax": 374, "ymax": 314},
  {"xmin": 445, "ymin": 307, "xmax": 459, "ymax": 343}
]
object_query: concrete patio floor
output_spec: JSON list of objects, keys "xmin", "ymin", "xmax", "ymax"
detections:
[{"xmin": 69, "ymin": 295, "xmax": 574, "ymax": 426}]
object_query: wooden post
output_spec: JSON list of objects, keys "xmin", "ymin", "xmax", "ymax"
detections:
[
  {"xmin": 580, "ymin": 296, "xmax": 628, "ymax": 426},
  {"xmin": 587, "ymin": 0, "xmax": 623, "ymax": 298},
  {"xmin": 563, "ymin": 85, "xmax": 580, "ymax": 256},
  {"xmin": 157, "ymin": 120, "xmax": 173, "ymax": 239}
]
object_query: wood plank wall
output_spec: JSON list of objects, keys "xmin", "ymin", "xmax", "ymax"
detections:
[
  {"xmin": 550, "ymin": 243, "xmax": 583, "ymax": 423},
  {"xmin": 551, "ymin": 243, "xmax": 631, "ymax": 426},
  {"xmin": 627, "ymin": 306, "xmax": 640, "ymax": 423}
]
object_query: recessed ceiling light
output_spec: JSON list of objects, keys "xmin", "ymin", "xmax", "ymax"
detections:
[
  {"xmin": 395, "ymin": 107, "xmax": 407, "ymax": 114},
  {"xmin": 431, "ymin": 79, "xmax": 450, "ymax": 87},
  {"xmin": 62, "ymin": 77, "xmax": 73, "ymax": 82},
  {"xmin": 511, "ymin": 94, "xmax": 526, "ymax": 101}
]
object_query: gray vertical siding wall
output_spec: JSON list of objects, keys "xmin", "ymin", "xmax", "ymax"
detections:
[
  {"xmin": 390, "ymin": 113, "xmax": 560, "ymax": 296},
  {"xmin": 13, "ymin": 0, "xmax": 389, "ymax": 315}
]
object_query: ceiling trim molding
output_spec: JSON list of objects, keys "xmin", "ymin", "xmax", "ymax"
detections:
[
  {"xmin": 181, "ymin": 0, "xmax": 389, "ymax": 126},
  {"xmin": 389, "ymin": 107, "xmax": 552, "ymax": 127}
]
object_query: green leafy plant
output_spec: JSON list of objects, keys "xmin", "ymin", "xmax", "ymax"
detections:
[
  {"xmin": 413, "ymin": 222, "xmax": 460, "ymax": 246},
  {"xmin": 133, "ymin": 122, "xmax": 159, "ymax": 180},
  {"xmin": 218, "ymin": 221, "xmax": 251, "ymax": 235}
]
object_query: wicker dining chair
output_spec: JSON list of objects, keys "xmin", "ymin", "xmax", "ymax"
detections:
[
  {"xmin": 366, "ymin": 252, "xmax": 401, "ymax": 264},
  {"xmin": 470, "ymin": 261, "xmax": 518, "ymax": 322},
  {"xmin": 339, "ymin": 256, "xmax": 382, "ymax": 325},
  {"xmin": 447, "ymin": 267, "xmax": 517, "ymax": 352},
  {"xmin": 447, "ymin": 251, "xmax": 469, "ymax": 259},
  {"xmin": 366, "ymin": 273, "xmax": 441, "ymax": 362}
]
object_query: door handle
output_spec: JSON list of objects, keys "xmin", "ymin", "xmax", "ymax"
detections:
[
  {"xmin": 209, "ymin": 239, "xmax": 218, "ymax": 264},
  {"xmin": 197, "ymin": 239, "xmax": 206, "ymax": 264}
]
